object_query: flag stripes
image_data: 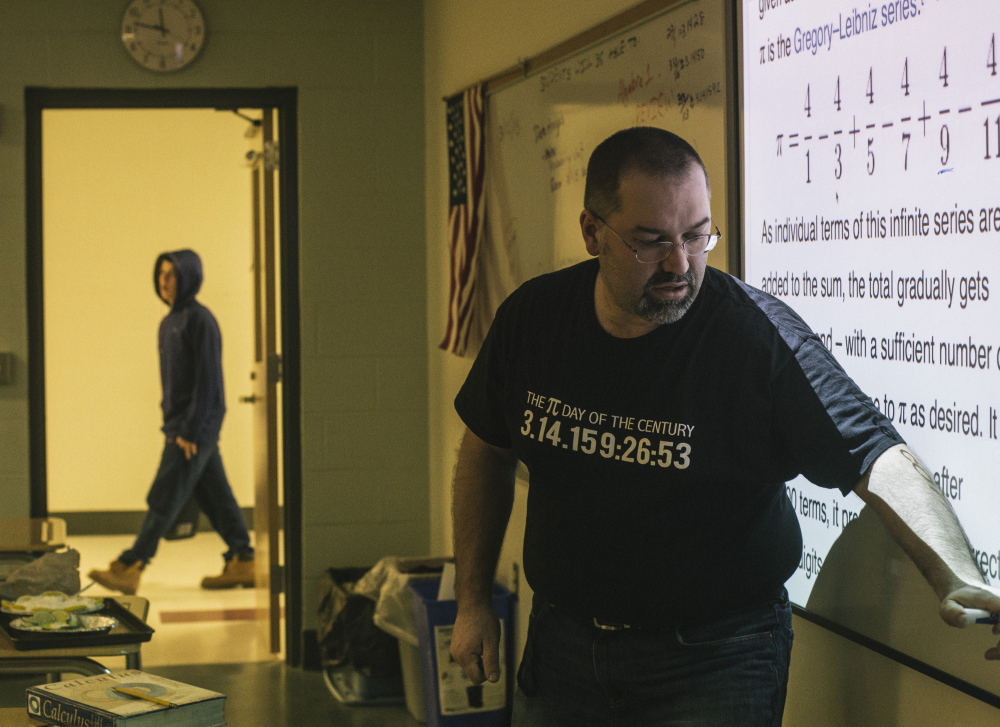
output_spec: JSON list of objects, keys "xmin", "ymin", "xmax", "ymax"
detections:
[{"xmin": 440, "ymin": 84, "xmax": 486, "ymax": 356}]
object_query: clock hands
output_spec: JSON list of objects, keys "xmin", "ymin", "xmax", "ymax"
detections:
[
  {"xmin": 133, "ymin": 21, "xmax": 167, "ymax": 33},
  {"xmin": 132, "ymin": 10, "xmax": 170, "ymax": 39}
]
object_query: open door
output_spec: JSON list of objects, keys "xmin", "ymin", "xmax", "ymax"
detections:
[
  {"xmin": 28, "ymin": 87, "xmax": 302, "ymax": 665},
  {"xmin": 246, "ymin": 108, "xmax": 283, "ymax": 653}
]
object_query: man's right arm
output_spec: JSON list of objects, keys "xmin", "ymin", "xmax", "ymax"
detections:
[{"xmin": 449, "ymin": 427, "xmax": 519, "ymax": 685}]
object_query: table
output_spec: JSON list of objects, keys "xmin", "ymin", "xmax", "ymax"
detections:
[
  {"xmin": 0, "ymin": 597, "xmax": 149, "ymax": 679},
  {"xmin": 0, "ymin": 707, "xmax": 31, "ymax": 727}
]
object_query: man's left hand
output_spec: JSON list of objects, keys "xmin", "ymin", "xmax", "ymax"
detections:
[
  {"xmin": 939, "ymin": 583, "xmax": 1000, "ymax": 660},
  {"xmin": 175, "ymin": 436, "xmax": 198, "ymax": 460}
]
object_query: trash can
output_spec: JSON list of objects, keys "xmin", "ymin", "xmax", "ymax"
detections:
[
  {"xmin": 410, "ymin": 578, "xmax": 515, "ymax": 727},
  {"xmin": 316, "ymin": 557, "xmax": 451, "ymax": 719},
  {"xmin": 316, "ymin": 566, "xmax": 405, "ymax": 705},
  {"xmin": 369, "ymin": 558, "xmax": 453, "ymax": 722}
]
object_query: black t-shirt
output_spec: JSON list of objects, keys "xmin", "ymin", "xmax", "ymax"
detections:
[{"xmin": 456, "ymin": 259, "xmax": 902, "ymax": 625}]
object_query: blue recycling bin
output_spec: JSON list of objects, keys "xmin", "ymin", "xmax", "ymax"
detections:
[{"xmin": 409, "ymin": 578, "xmax": 515, "ymax": 727}]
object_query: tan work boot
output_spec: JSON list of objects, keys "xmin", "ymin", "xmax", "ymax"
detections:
[
  {"xmin": 87, "ymin": 560, "xmax": 143, "ymax": 595},
  {"xmin": 201, "ymin": 557, "xmax": 255, "ymax": 589}
]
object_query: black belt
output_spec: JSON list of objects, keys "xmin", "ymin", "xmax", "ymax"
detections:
[
  {"xmin": 548, "ymin": 603, "xmax": 665, "ymax": 632},
  {"xmin": 590, "ymin": 616, "xmax": 635, "ymax": 631},
  {"xmin": 543, "ymin": 589, "xmax": 786, "ymax": 633}
]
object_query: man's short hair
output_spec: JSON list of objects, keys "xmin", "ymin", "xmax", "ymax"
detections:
[{"xmin": 584, "ymin": 127, "xmax": 709, "ymax": 218}]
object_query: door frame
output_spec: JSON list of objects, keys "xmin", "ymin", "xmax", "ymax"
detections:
[{"xmin": 24, "ymin": 86, "xmax": 304, "ymax": 666}]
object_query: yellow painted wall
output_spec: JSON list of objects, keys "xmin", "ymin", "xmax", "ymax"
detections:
[{"xmin": 43, "ymin": 108, "xmax": 255, "ymax": 511}]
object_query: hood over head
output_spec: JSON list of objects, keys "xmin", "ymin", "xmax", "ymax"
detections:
[{"xmin": 154, "ymin": 249, "xmax": 203, "ymax": 309}]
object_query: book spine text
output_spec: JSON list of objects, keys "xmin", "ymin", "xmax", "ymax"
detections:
[{"xmin": 26, "ymin": 693, "xmax": 115, "ymax": 727}]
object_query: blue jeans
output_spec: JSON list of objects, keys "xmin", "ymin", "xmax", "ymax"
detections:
[
  {"xmin": 512, "ymin": 594, "xmax": 793, "ymax": 727},
  {"xmin": 120, "ymin": 441, "xmax": 254, "ymax": 565}
]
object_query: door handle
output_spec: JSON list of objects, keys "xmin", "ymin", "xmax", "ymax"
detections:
[{"xmin": 239, "ymin": 395, "xmax": 258, "ymax": 404}]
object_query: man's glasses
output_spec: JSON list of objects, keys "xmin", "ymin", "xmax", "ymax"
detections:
[{"xmin": 593, "ymin": 213, "xmax": 721, "ymax": 264}]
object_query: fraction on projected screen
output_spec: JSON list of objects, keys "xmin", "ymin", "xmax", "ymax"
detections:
[{"xmin": 772, "ymin": 35, "xmax": 1000, "ymax": 183}]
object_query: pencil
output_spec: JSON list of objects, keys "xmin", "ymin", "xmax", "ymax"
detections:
[{"xmin": 112, "ymin": 687, "xmax": 178, "ymax": 708}]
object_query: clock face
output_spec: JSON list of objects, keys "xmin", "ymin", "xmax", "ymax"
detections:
[{"xmin": 121, "ymin": 0, "xmax": 205, "ymax": 72}]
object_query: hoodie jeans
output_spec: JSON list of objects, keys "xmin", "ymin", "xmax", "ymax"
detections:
[{"xmin": 120, "ymin": 440, "xmax": 253, "ymax": 565}]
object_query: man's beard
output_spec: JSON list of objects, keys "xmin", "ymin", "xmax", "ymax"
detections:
[{"xmin": 635, "ymin": 271, "xmax": 698, "ymax": 325}]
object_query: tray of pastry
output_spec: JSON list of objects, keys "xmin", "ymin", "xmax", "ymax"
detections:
[{"xmin": 0, "ymin": 596, "xmax": 153, "ymax": 650}]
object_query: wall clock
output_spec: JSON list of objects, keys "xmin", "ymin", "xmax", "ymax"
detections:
[{"xmin": 121, "ymin": 0, "xmax": 206, "ymax": 72}]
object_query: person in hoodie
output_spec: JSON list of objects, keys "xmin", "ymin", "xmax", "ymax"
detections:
[{"xmin": 88, "ymin": 250, "xmax": 255, "ymax": 595}]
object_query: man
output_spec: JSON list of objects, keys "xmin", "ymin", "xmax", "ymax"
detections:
[
  {"xmin": 449, "ymin": 127, "xmax": 1000, "ymax": 726},
  {"xmin": 89, "ymin": 250, "xmax": 255, "ymax": 595}
]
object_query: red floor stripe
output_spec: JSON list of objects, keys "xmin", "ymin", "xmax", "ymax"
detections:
[{"xmin": 158, "ymin": 607, "xmax": 285, "ymax": 623}]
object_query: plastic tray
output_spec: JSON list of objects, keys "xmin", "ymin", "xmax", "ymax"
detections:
[{"xmin": 0, "ymin": 598, "xmax": 154, "ymax": 650}]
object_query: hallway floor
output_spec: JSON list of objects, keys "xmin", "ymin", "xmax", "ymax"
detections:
[
  {"xmin": 70, "ymin": 532, "xmax": 275, "ymax": 668},
  {"xmin": 0, "ymin": 533, "xmax": 421, "ymax": 725}
]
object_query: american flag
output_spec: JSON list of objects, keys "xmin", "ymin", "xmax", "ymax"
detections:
[{"xmin": 440, "ymin": 84, "xmax": 486, "ymax": 356}]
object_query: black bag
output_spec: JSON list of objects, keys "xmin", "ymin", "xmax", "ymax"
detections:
[
  {"xmin": 164, "ymin": 495, "xmax": 201, "ymax": 540},
  {"xmin": 316, "ymin": 567, "xmax": 402, "ymax": 678}
]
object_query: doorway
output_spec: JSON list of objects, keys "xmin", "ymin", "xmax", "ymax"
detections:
[{"xmin": 24, "ymin": 87, "xmax": 303, "ymax": 666}]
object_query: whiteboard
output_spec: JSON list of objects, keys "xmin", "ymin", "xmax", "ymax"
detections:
[
  {"xmin": 742, "ymin": 0, "xmax": 1000, "ymax": 697},
  {"xmin": 481, "ymin": 0, "xmax": 729, "ymax": 321}
]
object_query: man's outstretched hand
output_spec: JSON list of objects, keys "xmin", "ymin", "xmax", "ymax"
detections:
[{"xmin": 938, "ymin": 583, "xmax": 1000, "ymax": 660}]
